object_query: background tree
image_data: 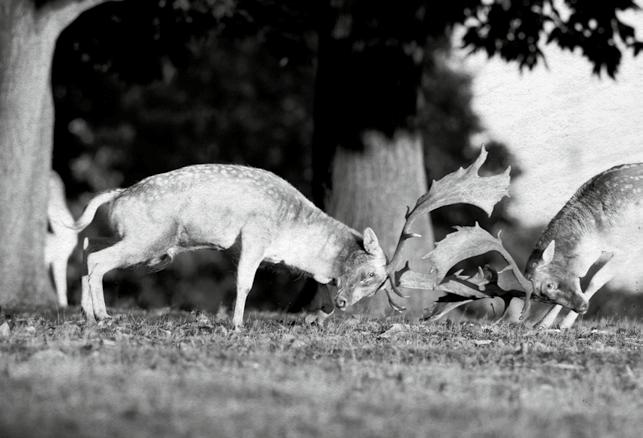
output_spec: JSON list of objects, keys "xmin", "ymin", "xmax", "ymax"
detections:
[{"xmin": 0, "ymin": 0, "xmax": 129, "ymax": 305}]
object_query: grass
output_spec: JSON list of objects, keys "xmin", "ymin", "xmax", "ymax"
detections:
[{"xmin": 0, "ymin": 308, "xmax": 641, "ymax": 438}]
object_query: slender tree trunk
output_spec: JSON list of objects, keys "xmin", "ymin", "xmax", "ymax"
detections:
[
  {"xmin": 311, "ymin": 1, "xmax": 434, "ymax": 316},
  {"xmin": 0, "ymin": 0, "xmax": 114, "ymax": 305}
]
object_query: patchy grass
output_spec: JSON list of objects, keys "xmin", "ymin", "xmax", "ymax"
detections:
[{"xmin": 0, "ymin": 308, "xmax": 641, "ymax": 438}]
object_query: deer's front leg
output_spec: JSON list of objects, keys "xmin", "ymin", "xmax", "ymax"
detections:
[
  {"xmin": 535, "ymin": 304, "xmax": 563, "ymax": 329},
  {"xmin": 232, "ymin": 231, "xmax": 266, "ymax": 330},
  {"xmin": 559, "ymin": 258, "xmax": 617, "ymax": 329}
]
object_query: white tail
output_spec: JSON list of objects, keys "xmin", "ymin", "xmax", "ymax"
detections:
[
  {"xmin": 70, "ymin": 189, "xmax": 124, "ymax": 231},
  {"xmin": 76, "ymin": 164, "xmax": 390, "ymax": 328},
  {"xmin": 45, "ymin": 171, "xmax": 79, "ymax": 307},
  {"xmin": 525, "ymin": 163, "xmax": 643, "ymax": 328}
]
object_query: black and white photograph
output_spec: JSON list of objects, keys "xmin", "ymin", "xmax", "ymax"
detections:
[{"xmin": 0, "ymin": 1, "xmax": 641, "ymax": 437}]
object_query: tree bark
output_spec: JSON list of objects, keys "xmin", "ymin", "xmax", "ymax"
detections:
[
  {"xmin": 311, "ymin": 1, "xmax": 435, "ymax": 316},
  {"xmin": 0, "ymin": 0, "xmax": 113, "ymax": 305}
]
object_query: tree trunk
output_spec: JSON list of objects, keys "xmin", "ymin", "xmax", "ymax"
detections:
[
  {"xmin": 0, "ymin": 0, "xmax": 111, "ymax": 305},
  {"xmin": 311, "ymin": 1, "xmax": 435, "ymax": 316},
  {"xmin": 327, "ymin": 132, "xmax": 434, "ymax": 316},
  {"xmin": 0, "ymin": 2, "xmax": 57, "ymax": 305}
]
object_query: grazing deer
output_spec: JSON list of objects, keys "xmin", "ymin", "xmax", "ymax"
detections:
[
  {"xmin": 525, "ymin": 163, "xmax": 643, "ymax": 329},
  {"xmin": 46, "ymin": 171, "xmax": 79, "ymax": 307},
  {"xmin": 66, "ymin": 165, "xmax": 400, "ymax": 328}
]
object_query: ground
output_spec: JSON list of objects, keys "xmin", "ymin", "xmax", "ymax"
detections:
[{"xmin": 0, "ymin": 309, "xmax": 640, "ymax": 438}]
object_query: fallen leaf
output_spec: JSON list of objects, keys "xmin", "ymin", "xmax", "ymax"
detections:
[
  {"xmin": 379, "ymin": 323, "xmax": 409, "ymax": 339},
  {"xmin": 290, "ymin": 339, "xmax": 307, "ymax": 349},
  {"xmin": 547, "ymin": 362, "xmax": 583, "ymax": 370},
  {"xmin": 150, "ymin": 307, "xmax": 171, "ymax": 317},
  {"xmin": 473, "ymin": 339, "xmax": 492, "ymax": 346},
  {"xmin": 590, "ymin": 329, "xmax": 610, "ymax": 336},
  {"xmin": 196, "ymin": 312, "xmax": 213, "ymax": 328}
]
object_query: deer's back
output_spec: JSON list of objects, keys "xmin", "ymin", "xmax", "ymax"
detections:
[
  {"xmin": 108, "ymin": 165, "xmax": 322, "ymax": 248},
  {"xmin": 532, "ymin": 163, "xmax": 643, "ymax": 271}
]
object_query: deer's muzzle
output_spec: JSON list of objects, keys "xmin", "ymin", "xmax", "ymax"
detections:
[
  {"xmin": 536, "ymin": 287, "xmax": 589, "ymax": 314},
  {"xmin": 571, "ymin": 294, "xmax": 589, "ymax": 314}
]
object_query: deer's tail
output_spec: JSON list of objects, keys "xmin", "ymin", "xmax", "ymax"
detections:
[{"xmin": 66, "ymin": 189, "xmax": 125, "ymax": 232}]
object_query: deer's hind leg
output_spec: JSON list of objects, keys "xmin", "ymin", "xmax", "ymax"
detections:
[{"xmin": 82, "ymin": 237, "xmax": 163, "ymax": 322}]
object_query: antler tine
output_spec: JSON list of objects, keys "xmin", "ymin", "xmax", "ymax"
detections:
[
  {"xmin": 381, "ymin": 200, "xmax": 428, "ymax": 312},
  {"xmin": 382, "ymin": 148, "xmax": 513, "ymax": 314},
  {"xmin": 489, "ymin": 232, "xmax": 534, "ymax": 320},
  {"xmin": 388, "ymin": 276, "xmax": 409, "ymax": 298},
  {"xmin": 387, "ymin": 198, "xmax": 428, "ymax": 274},
  {"xmin": 385, "ymin": 287, "xmax": 407, "ymax": 312},
  {"xmin": 493, "ymin": 233, "xmax": 532, "ymax": 291}
]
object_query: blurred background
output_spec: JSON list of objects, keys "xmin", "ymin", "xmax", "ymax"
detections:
[{"xmin": 49, "ymin": 1, "xmax": 643, "ymax": 320}]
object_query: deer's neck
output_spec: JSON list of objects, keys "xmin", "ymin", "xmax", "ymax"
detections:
[
  {"xmin": 535, "ymin": 197, "xmax": 597, "ymax": 265},
  {"xmin": 273, "ymin": 212, "xmax": 361, "ymax": 282}
]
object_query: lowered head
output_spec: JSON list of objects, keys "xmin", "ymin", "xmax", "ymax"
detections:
[
  {"xmin": 334, "ymin": 228, "xmax": 388, "ymax": 310},
  {"xmin": 525, "ymin": 240, "xmax": 589, "ymax": 313}
]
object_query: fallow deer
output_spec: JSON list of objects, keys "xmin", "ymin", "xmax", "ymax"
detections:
[
  {"xmin": 46, "ymin": 171, "xmax": 79, "ymax": 307},
  {"xmin": 526, "ymin": 163, "xmax": 643, "ymax": 328},
  {"xmin": 66, "ymin": 164, "xmax": 402, "ymax": 328}
]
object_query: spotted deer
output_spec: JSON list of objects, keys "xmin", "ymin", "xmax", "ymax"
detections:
[
  {"xmin": 66, "ymin": 164, "xmax": 398, "ymax": 328},
  {"xmin": 525, "ymin": 163, "xmax": 643, "ymax": 329},
  {"xmin": 46, "ymin": 171, "xmax": 79, "ymax": 307}
]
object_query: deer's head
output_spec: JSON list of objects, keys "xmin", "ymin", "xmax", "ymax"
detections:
[
  {"xmin": 334, "ymin": 228, "xmax": 389, "ymax": 310},
  {"xmin": 525, "ymin": 240, "xmax": 589, "ymax": 313}
]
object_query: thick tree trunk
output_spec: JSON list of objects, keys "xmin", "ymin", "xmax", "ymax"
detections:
[
  {"xmin": 0, "ymin": 0, "xmax": 110, "ymax": 305},
  {"xmin": 0, "ymin": 2, "xmax": 59, "ymax": 305},
  {"xmin": 311, "ymin": 1, "xmax": 435, "ymax": 316}
]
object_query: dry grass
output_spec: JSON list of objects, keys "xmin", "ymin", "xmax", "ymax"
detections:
[{"xmin": 0, "ymin": 308, "xmax": 641, "ymax": 438}]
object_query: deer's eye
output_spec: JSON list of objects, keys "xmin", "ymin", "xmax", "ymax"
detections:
[
  {"xmin": 545, "ymin": 281, "xmax": 557, "ymax": 292},
  {"xmin": 360, "ymin": 272, "xmax": 376, "ymax": 283}
]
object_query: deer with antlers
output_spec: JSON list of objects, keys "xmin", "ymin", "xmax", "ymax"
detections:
[
  {"xmin": 367, "ymin": 147, "xmax": 544, "ymax": 323},
  {"xmin": 64, "ymin": 164, "xmax": 404, "ymax": 328},
  {"xmin": 525, "ymin": 163, "xmax": 643, "ymax": 329},
  {"xmin": 386, "ymin": 155, "xmax": 643, "ymax": 328}
]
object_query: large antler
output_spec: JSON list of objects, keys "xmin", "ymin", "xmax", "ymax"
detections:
[
  {"xmin": 383, "ymin": 147, "xmax": 512, "ymax": 310},
  {"xmin": 413, "ymin": 225, "xmax": 535, "ymax": 320},
  {"xmin": 423, "ymin": 266, "xmax": 526, "ymax": 321}
]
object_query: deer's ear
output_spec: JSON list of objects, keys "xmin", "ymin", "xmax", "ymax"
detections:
[
  {"xmin": 363, "ymin": 228, "xmax": 384, "ymax": 257},
  {"xmin": 541, "ymin": 240, "xmax": 556, "ymax": 265}
]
